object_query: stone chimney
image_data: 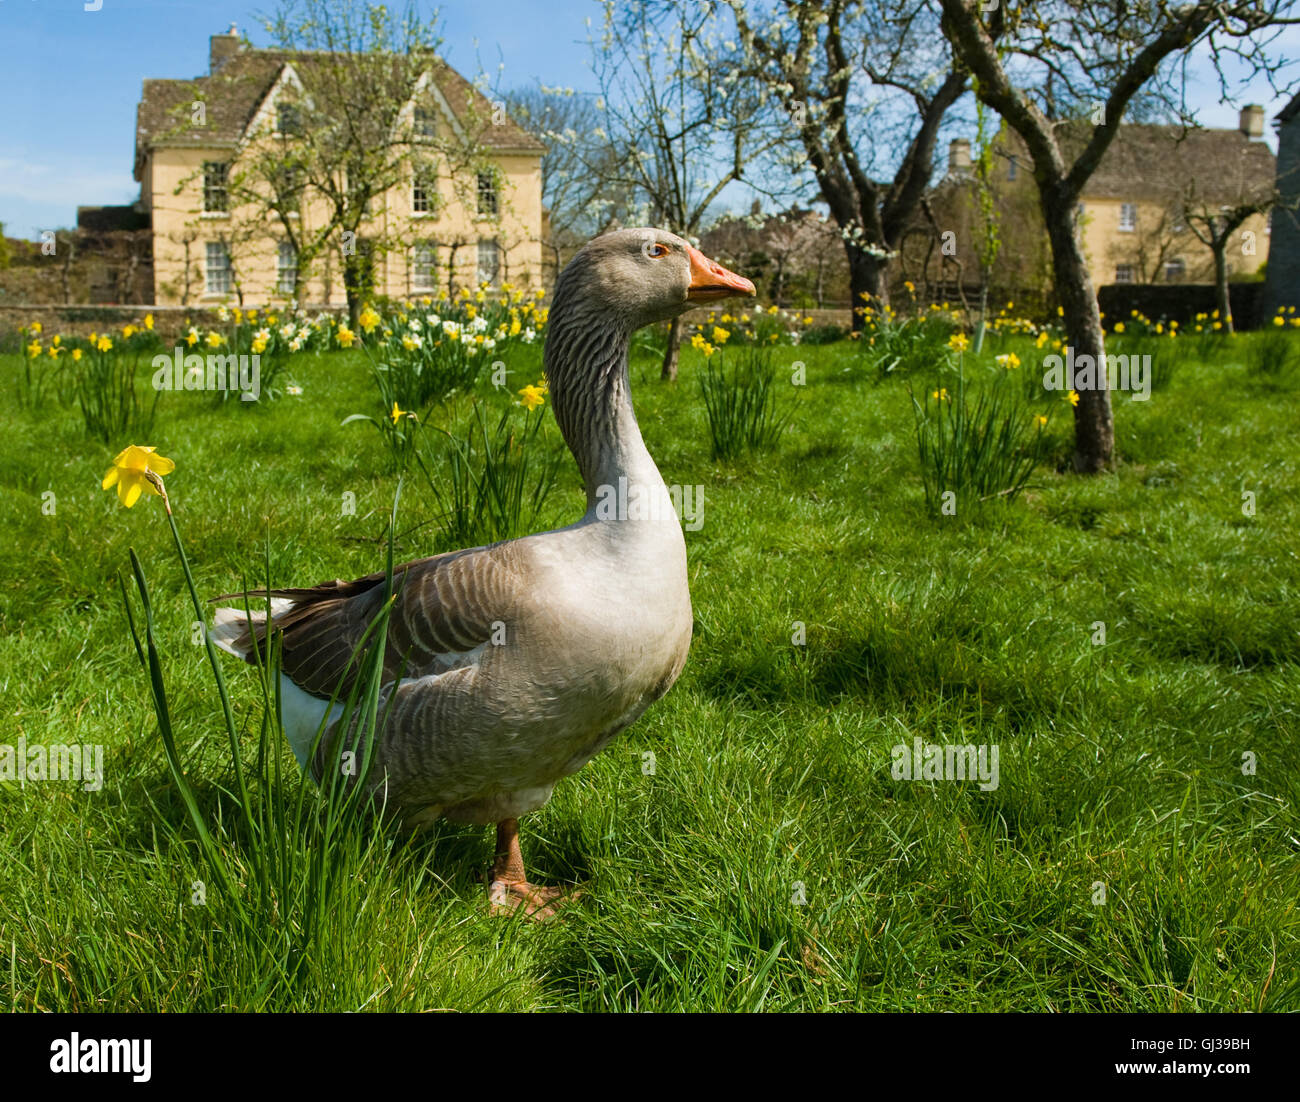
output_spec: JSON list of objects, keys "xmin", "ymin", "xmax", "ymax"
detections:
[
  {"xmin": 948, "ymin": 138, "xmax": 972, "ymax": 173},
  {"xmin": 1240, "ymin": 104, "xmax": 1265, "ymax": 139},
  {"xmin": 210, "ymin": 24, "xmax": 241, "ymax": 73}
]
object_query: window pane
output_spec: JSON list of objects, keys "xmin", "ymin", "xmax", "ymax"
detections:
[
  {"xmin": 477, "ymin": 171, "xmax": 498, "ymax": 216},
  {"xmin": 476, "ymin": 239, "xmax": 500, "ymax": 285},
  {"xmin": 206, "ymin": 242, "xmax": 231, "ymax": 294},
  {"xmin": 203, "ymin": 161, "xmax": 229, "ymax": 212},
  {"xmin": 277, "ymin": 242, "xmax": 298, "ymax": 295},
  {"xmin": 412, "ymin": 243, "xmax": 436, "ymax": 292}
]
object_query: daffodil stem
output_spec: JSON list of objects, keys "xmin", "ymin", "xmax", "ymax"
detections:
[{"xmin": 161, "ymin": 503, "xmax": 254, "ymax": 827}]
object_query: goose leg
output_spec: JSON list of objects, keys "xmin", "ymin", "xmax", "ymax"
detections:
[{"xmin": 487, "ymin": 818, "xmax": 578, "ymax": 920}]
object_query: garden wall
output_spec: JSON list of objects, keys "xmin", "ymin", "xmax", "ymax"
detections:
[{"xmin": 1097, "ymin": 282, "xmax": 1267, "ymax": 329}]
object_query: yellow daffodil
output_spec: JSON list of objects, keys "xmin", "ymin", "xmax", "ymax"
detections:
[
  {"xmin": 72, "ymin": 348, "xmax": 83, "ymax": 362},
  {"xmin": 390, "ymin": 401, "xmax": 412, "ymax": 424},
  {"xmin": 358, "ymin": 306, "xmax": 381, "ymax": 333},
  {"xmin": 122, "ymin": 324, "xmax": 137, "ymax": 339},
  {"xmin": 205, "ymin": 332, "xmax": 222, "ymax": 348},
  {"xmin": 1035, "ymin": 414, "xmax": 1048, "ymax": 427},
  {"xmin": 96, "ymin": 336, "xmax": 113, "ymax": 352},
  {"xmin": 102, "ymin": 445, "xmax": 174, "ymax": 509},
  {"xmin": 1066, "ymin": 390, "xmax": 1080, "ymax": 407},
  {"xmin": 711, "ymin": 326, "xmax": 731, "ymax": 345},
  {"xmin": 26, "ymin": 340, "xmax": 41, "ymax": 358},
  {"xmin": 144, "ymin": 313, "xmax": 154, "ymax": 330},
  {"xmin": 1113, "ymin": 322, "xmax": 1125, "ymax": 334},
  {"xmin": 336, "ymin": 325, "xmax": 357, "ymax": 347},
  {"xmin": 518, "ymin": 384, "xmax": 545, "ymax": 411},
  {"xmin": 948, "ymin": 333, "xmax": 969, "ymax": 352},
  {"xmin": 29, "ymin": 321, "xmax": 42, "ymax": 335},
  {"xmin": 932, "ymin": 388, "xmax": 949, "ymax": 401},
  {"xmin": 996, "ymin": 353, "xmax": 1021, "ymax": 370}
]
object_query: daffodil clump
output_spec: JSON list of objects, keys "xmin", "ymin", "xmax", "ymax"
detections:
[
  {"xmin": 352, "ymin": 284, "xmax": 549, "ymax": 411},
  {"xmin": 690, "ymin": 304, "xmax": 819, "ymax": 351}
]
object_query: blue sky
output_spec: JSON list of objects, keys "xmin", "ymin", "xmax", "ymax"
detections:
[{"xmin": 1, "ymin": 0, "xmax": 1297, "ymax": 240}]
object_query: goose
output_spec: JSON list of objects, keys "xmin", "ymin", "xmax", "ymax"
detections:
[{"xmin": 211, "ymin": 229, "xmax": 755, "ymax": 917}]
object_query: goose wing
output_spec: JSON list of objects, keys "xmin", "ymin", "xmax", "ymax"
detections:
[{"xmin": 218, "ymin": 543, "xmax": 519, "ymax": 702}]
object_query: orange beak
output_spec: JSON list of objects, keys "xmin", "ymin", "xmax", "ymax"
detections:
[{"xmin": 686, "ymin": 245, "xmax": 756, "ymax": 302}]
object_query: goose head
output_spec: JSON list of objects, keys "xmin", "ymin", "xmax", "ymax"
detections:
[{"xmin": 556, "ymin": 228, "xmax": 756, "ymax": 331}]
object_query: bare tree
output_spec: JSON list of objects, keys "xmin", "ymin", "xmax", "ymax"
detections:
[
  {"xmin": 586, "ymin": 0, "xmax": 786, "ymax": 379},
  {"xmin": 505, "ymin": 83, "xmax": 637, "ymax": 282},
  {"xmin": 727, "ymin": 0, "xmax": 967, "ymax": 327},
  {"xmin": 938, "ymin": 0, "xmax": 1300, "ymax": 472},
  {"xmin": 1181, "ymin": 183, "xmax": 1280, "ymax": 331}
]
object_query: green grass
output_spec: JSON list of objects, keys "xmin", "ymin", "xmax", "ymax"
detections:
[{"xmin": 1, "ymin": 332, "xmax": 1297, "ymax": 1011}]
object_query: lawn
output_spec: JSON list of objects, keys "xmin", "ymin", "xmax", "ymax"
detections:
[{"xmin": 1, "ymin": 319, "xmax": 1297, "ymax": 1011}]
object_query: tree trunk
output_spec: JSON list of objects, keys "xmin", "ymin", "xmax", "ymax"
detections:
[
  {"xmin": 1212, "ymin": 244, "xmax": 1233, "ymax": 334},
  {"xmin": 661, "ymin": 314, "xmax": 684, "ymax": 381},
  {"xmin": 846, "ymin": 245, "xmax": 888, "ymax": 332},
  {"xmin": 1043, "ymin": 195, "xmax": 1114, "ymax": 473}
]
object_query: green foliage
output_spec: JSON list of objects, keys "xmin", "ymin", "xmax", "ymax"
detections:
[
  {"xmin": 1244, "ymin": 324, "xmax": 1300, "ymax": 378},
  {"xmin": 122, "ymin": 494, "xmax": 402, "ymax": 1002},
  {"xmin": 911, "ymin": 360, "xmax": 1051, "ymax": 512},
  {"xmin": 76, "ymin": 333, "xmax": 160, "ymax": 444},
  {"xmin": 861, "ymin": 311, "xmax": 959, "ymax": 382},
  {"xmin": 414, "ymin": 400, "xmax": 565, "ymax": 551},
  {"xmin": 1, "ymin": 334, "xmax": 1297, "ymax": 1011},
  {"xmin": 698, "ymin": 344, "xmax": 793, "ymax": 460}
]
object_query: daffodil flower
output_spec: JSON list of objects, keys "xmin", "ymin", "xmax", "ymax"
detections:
[
  {"xmin": 102, "ymin": 445, "xmax": 175, "ymax": 509},
  {"xmin": 518, "ymin": 384, "xmax": 545, "ymax": 411}
]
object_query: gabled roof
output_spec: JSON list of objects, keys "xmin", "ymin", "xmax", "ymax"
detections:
[
  {"xmin": 134, "ymin": 48, "xmax": 544, "ymax": 179},
  {"xmin": 1079, "ymin": 123, "xmax": 1275, "ymax": 204},
  {"xmin": 993, "ymin": 120, "xmax": 1276, "ymax": 206}
]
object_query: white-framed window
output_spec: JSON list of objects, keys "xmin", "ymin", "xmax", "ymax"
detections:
[
  {"xmin": 1114, "ymin": 264, "xmax": 1135, "ymax": 284},
  {"xmin": 477, "ymin": 171, "xmax": 499, "ymax": 217},
  {"xmin": 277, "ymin": 241, "xmax": 298, "ymax": 295},
  {"xmin": 203, "ymin": 161, "xmax": 229, "ymax": 212},
  {"xmin": 411, "ymin": 242, "xmax": 436, "ymax": 292},
  {"xmin": 412, "ymin": 168, "xmax": 436, "ymax": 214},
  {"xmin": 1119, "ymin": 203, "xmax": 1137, "ymax": 232},
  {"xmin": 476, "ymin": 238, "xmax": 501, "ymax": 285},
  {"xmin": 414, "ymin": 106, "xmax": 437, "ymax": 140},
  {"xmin": 205, "ymin": 241, "xmax": 232, "ymax": 294},
  {"xmin": 1164, "ymin": 257, "xmax": 1186, "ymax": 282}
]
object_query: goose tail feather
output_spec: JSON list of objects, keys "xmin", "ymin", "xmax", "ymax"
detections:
[{"xmin": 209, "ymin": 598, "xmax": 295, "ymax": 660}]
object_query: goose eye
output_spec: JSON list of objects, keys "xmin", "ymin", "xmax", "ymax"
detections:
[{"xmin": 646, "ymin": 243, "xmax": 670, "ymax": 258}]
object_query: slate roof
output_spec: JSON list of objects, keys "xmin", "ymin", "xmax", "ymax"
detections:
[
  {"xmin": 134, "ymin": 48, "xmax": 544, "ymax": 179},
  {"xmin": 1077, "ymin": 123, "xmax": 1276, "ymax": 204},
  {"xmin": 991, "ymin": 119, "xmax": 1276, "ymax": 206}
]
